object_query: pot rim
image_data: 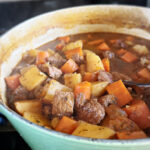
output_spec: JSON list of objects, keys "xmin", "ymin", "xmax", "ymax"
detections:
[{"xmin": 0, "ymin": 4, "xmax": 150, "ymax": 145}]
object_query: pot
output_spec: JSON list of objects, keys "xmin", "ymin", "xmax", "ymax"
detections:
[{"xmin": 0, "ymin": 5, "xmax": 150, "ymax": 150}]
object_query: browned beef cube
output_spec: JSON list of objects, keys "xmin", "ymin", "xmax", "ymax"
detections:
[
  {"xmin": 98, "ymin": 94, "xmax": 117, "ymax": 107},
  {"xmin": 52, "ymin": 91, "xmax": 74, "ymax": 117},
  {"xmin": 98, "ymin": 70, "xmax": 113, "ymax": 83},
  {"xmin": 76, "ymin": 99, "xmax": 105, "ymax": 125},
  {"xmin": 38, "ymin": 63, "xmax": 62, "ymax": 79}
]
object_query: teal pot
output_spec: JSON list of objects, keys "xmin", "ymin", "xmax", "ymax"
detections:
[{"xmin": 0, "ymin": 5, "xmax": 150, "ymax": 150}]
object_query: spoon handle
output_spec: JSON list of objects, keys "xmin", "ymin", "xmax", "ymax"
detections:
[{"xmin": 123, "ymin": 81, "xmax": 150, "ymax": 87}]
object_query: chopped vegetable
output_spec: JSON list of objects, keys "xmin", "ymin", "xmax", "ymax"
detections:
[
  {"xmin": 61, "ymin": 59, "xmax": 79, "ymax": 73},
  {"xmin": 116, "ymin": 131, "xmax": 147, "ymax": 139},
  {"xmin": 50, "ymin": 117, "xmax": 60, "ymax": 129},
  {"xmin": 36, "ymin": 51, "xmax": 49, "ymax": 65},
  {"xmin": 107, "ymin": 80, "xmax": 133, "ymax": 107},
  {"xmin": 62, "ymin": 40, "xmax": 83, "ymax": 51},
  {"xmin": 5, "ymin": 74, "xmax": 20, "ymax": 90},
  {"xmin": 23, "ymin": 112, "xmax": 51, "ymax": 128},
  {"xmin": 58, "ymin": 36, "xmax": 70, "ymax": 43},
  {"xmin": 19, "ymin": 65, "xmax": 47, "ymax": 91},
  {"xmin": 88, "ymin": 39, "xmax": 104, "ymax": 45},
  {"xmin": 117, "ymin": 49, "xmax": 127, "ymax": 56},
  {"xmin": 74, "ymin": 81, "xmax": 91, "ymax": 100},
  {"xmin": 55, "ymin": 43, "xmax": 64, "ymax": 51},
  {"xmin": 123, "ymin": 100, "xmax": 150, "ymax": 129},
  {"xmin": 55, "ymin": 116, "xmax": 78, "ymax": 134},
  {"xmin": 137, "ymin": 68, "xmax": 150, "ymax": 80},
  {"xmin": 97, "ymin": 42, "xmax": 110, "ymax": 51},
  {"xmin": 83, "ymin": 72, "xmax": 98, "ymax": 82},
  {"xmin": 121, "ymin": 52, "xmax": 138, "ymax": 63},
  {"xmin": 14, "ymin": 100, "xmax": 42, "ymax": 115},
  {"xmin": 84, "ymin": 50, "xmax": 104, "ymax": 72},
  {"xmin": 64, "ymin": 47, "xmax": 83, "ymax": 59},
  {"xmin": 64, "ymin": 73, "xmax": 82, "ymax": 89},
  {"xmin": 133, "ymin": 44, "xmax": 149, "ymax": 55},
  {"xmin": 72, "ymin": 122, "xmax": 115, "ymax": 139},
  {"xmin": 126, "ymin": 36, "xmax": 134, "ymax": 41},
  {"xmin": 102, "ymin": 58, "xmax": 110, "ymax": 72},
  {"xmin": 24, "ymin": 49, "xmax": 38, "ymax": 57},
  {"xmin": 43, "ymin": 79, "xmax": 72, "ymax": 103},
  {"xmin": 91, "ymin": 81, "xmax": 109, "ymax": 97}
]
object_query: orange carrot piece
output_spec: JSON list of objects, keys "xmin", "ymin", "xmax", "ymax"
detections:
[
  {"xmin": 55, "ymin": 116, "xmax": 78, "ymax": 134},
  {"xmin": 36, "ymin": 51, "xmax": 49, "ymax": 65},
  {"xmin": 87, "ymin": 34, "xmax": 92, "ymax": 39},
  {"xmin": 74, "ymin": 81, "xmax": 91, "ymax": 100},
  {"xmin": 137, "ymin": 68, "xmax": 150, "ymax": 80},
  {"xmin": 116, "ymin": 131, "xmax": 147, "ymax": 139},
  {"xmin": 58, "ymin": 36, "xmax": 70, "ymax": 43},
  {"xmin": 97, "ymin": 42, "xmax": 110, "ymax": 51},
  {"xmin": 88, "ymin": 39, "xmax": 104, "ymax": 45},
  {"xmin": 126, "ymin": 36, "xmax": 134, "ymax": 41},
  {"xmin": 102, "ymin": 58, "xmax": 110, "ymax": 72},
  {"xmin": 110, "ymin": 39, "xmax": 118, "ymax": 44},
  {"xmin": 5, "ymin": 74, "xmax": 20, "ymax": 90},
  {"xmin": 55, "ymin": 43, "xmax": 64, "ymax": 51},
  {"xmin": 123, "ymin": 100, "xmax": 150, "ymax": 129},
  {"xmin": 61, "ymin": 59, "xmax": 79, "ymax": 73},
  {"xmin": 64, "ymin": 47, "xmax": 83, "ymax": 59},
  {"xmin": 121, "ymin": 52, "xmax": 138, "ymax": 63},
  {"xmin": 107, "ymin": 80, "xmax": 133, "ymax": 107},
  {"xmin": 83, "ymin": 72, "xmax": 98, "ymax": 82},
  {"xmin": 117, "ymin": 49, "xmax": 128, "ymax": 56}
]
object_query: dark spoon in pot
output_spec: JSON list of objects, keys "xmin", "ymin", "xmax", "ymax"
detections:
[{"xmin": 123, "ymin": 81, "xmax": 150, "ymax": 87}]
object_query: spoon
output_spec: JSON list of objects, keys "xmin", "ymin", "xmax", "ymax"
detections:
[{"xmin": 123, "ymin": 81, "xmax": 150, "ymax": 88}]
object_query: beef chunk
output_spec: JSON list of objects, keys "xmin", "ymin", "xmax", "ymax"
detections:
[
  {"xmin": 48, "ymin": 53, "xmax": 66, "ymax": 68},
  {"xmin": 76, "ymin": 99, "xmax": 105, "ymax": 124},
  {"xmin": 38, "ymin": 63, "xmax": 62, "ymax": 79},
  {"xmin": 22, "ymin": 54, "xmax": 36, "ymax": 64},
  {"xmin": 71, "ymin": 53, "xmax": 84, "ymax": 64},
  {"xmin": 105, "ymin": 104, "xmax": 127, "ymax": 119},
  {"xmin": 99, "ymin": 94, "xmax": 117, "ymax": 107},
  {"xmin": 104, "ymin": 116, "xmax": 140, "ymax": 132},
  {"xmin": 75, "ymin": 93, "xmax": 87, "ymax": 108},
  {"xmin": 52, "ymin": 91, "xmax": 74, "ymax": 117},
  {"xmin": 102, "ymin": 51, "xmax": 115, "ymax": 59},
  {"xmin": 98, "ymin": 70, "xmax": 113, "ymax": 83},
  {"xmin": 142, "ymin": 87, "xmax": 150, "ymax": 109},
  {"xmin": 112, "ymin": 72, "xmax": 132, "ymax": 81},
  {"xmin": 42, "ymin": 103, "xmax": 52, "ymax": 118},
  {"xmin": 112, "ymin": 39, "xmax": 127, "ymax": 48}
]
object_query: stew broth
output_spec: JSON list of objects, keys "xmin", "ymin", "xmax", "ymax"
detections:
[{"xmin": 5, "ymin": 32, "xmax": 150, "ymax": 140}]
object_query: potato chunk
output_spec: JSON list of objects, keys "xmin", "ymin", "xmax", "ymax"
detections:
[
  {"xmin": 62, "ymin": 40, "xmax": 83, "ymax": 51},
  {"xmin": 23, "ymin": 112, "xmax": 51, "ymax": 128},
  {"xmin": 64, "ymin": 73, "xmax": 82, "ymax": 89},
  {"xmin": 91, "ymin": 81, "xmax": 109, "ymax": 97},
  {"xmin": 133, "ymin": 44, "xmax": 149, "ymax": 55},
  {"xmin": 43, "ymin": 79, "xmax": 72, "ymax": 103},
  {"xmin": 50, "ymin": 117, "xmax": 60, "ymax": 129},
  {"xmin": 72, "ymin": 122, "xmax": 115, "ymax": 139},
  {"xmin": 19, "ymin": 65, "xmax": 47, "ymax": 91},
  {"xmin": 84, "ymin": 50, "xmax": 104, "ymax": 72},
  {"xmin": 14, "ymin": 100, "xmax": 42, "ymax": 115}
]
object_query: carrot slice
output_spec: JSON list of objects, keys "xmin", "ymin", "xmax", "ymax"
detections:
[
  {"xmin": 88, "ymin": 39, "xmax": 104, "ymax": 45},
  {"xmin": 58, "ymin": 36, "xmax": 70, "ymax": 43},
  {"xmin": 83, "ymin": 72, "xmax": 98, "ymax": 82},
  {"xmin": 87, "ymin": 34, "xmax": 92, "ymax": 39},
  {"xmin": 102, "ymin": 58, "xmax": 110, "ymax": 72},
  {"xmin": 36, "ymin": 51, "xmax": 49, "ymax": 65},
  {"xmin": 121, "ymin": 52, "xmax": 138, "ymax": 63},
  {"xmin": 55, "ymin": 116, "xmax": 78, "ymax": 134},
  {"xmin": 61, "ymin": 59, "xmax": 79, "ymax": 73},
  {"xmin": 110, "ymin": 39, "xmax": 118, "ymax": 44},
  {"xmin": 117, "ymin": 49, "xmax": 128, "ymax": 56},
  {"xmin": 74, "ymin": 81, "xmax": 91, "ymax": 100},
  {"xmin": 64, "ymin": 47, "xmax": 83, "ymax": 59},
  {"xmin": 5, "ymin": 74, "xmax": 20, "ymax": 90},
  {"xmin": 116, "ymin": 131, "xmax": 147, "ymax": 139},
  {"xmin": 97, "ymin": 42, "xmax": 110, "ymax": 51},
  {"xmin": 106, "ymin": 80, "xmax": 133, "ymax": 107},
  {"xmin": 123, "ymin": 100, "xmax": 150, "ymax": 129},
  {"xmin": 55, "ymin": 43, "xmax": 64, "ymax": 51},
  {"xmin": 126, "ymin": 36, "xmax": 134, "ymax": 41},
  {"xmin": 137, "ymin": 68, "xmax": 150, "ymax": 80}
]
